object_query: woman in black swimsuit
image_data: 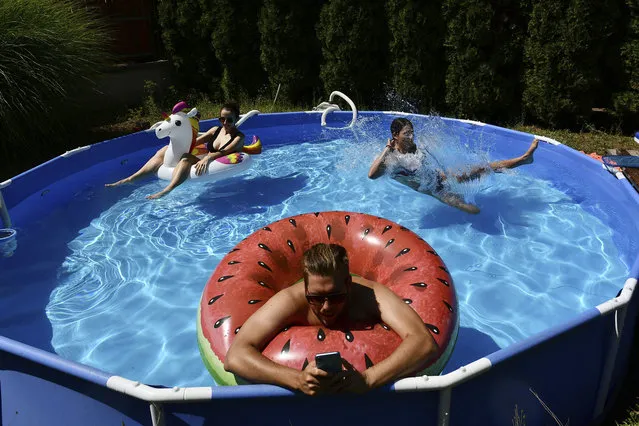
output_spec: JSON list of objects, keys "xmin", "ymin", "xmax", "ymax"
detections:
[{"xmin": 106, "ymin": 101, "xmax": 245, "ymax": 200}]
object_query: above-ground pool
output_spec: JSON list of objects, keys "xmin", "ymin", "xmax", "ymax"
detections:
[{"xmin": 1, "ymin": 111, "xmax": 638, "ymax": 426}]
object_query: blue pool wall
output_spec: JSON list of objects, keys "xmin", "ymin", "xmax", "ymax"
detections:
[{"xmin": 1, "ymin": 111, "xmax": 638, "ymax": 425}]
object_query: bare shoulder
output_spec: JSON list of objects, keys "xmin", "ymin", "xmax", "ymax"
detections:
[
  {"xmin": 353, "ymin": 276, "xmax": 402, "ymax": 304},
  {"xmin": 263, "ymin": 282, "xmax": 307, "ymax": 318}
]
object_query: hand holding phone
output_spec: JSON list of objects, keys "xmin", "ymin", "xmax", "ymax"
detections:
[{"xmin": 315, "ymin": 351, "xmax": 342, "ymax": 374}]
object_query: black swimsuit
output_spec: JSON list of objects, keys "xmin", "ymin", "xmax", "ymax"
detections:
[{"xmin": 206, "ymin": 127, "xmax": 243, "ymax": 153}]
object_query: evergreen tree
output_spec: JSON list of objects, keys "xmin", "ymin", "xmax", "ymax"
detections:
[
  {"xmin": 523, "ymin": 0, "xmax": 619, "ymax": 128},
  {"xmin": 157, "ymin": 0, "xmax": 222, "ymax": 97},
  {"xmin": 444, "ymin": 0, "xmax": 531, "ymax": 123},
  {"xmin": 259, "ymin": 0, "xmax": 324, "ymax": 104},
  {"xmin": 612, "ymin": 0, "xmax": 639, "ymax": 131},
  {"xmin": 387, "ymin": 0, "xmax": 446, "ymax": 112},
  {"xmin": 316, "ymin": 0, "xmax": 389, "ymax": 107},
  {"xmin": 203, "ymin": 0, "xmax": 266, "ymax": 100}
]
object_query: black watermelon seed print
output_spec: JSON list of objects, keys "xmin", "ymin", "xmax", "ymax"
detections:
[
  {"xmin": 395, "ymin": 248, "xmax": 410, "ymax": 258},
  {"xmin": 302, "ymin": 358, "xmax": 309, "ymax": 370},
  {"xmin": 218, "ymin": 275, "xmax": 233, "ymax": 282},
  {"xmin": 403, "ymin": 299, "xmax": 413, "ymax": 304},
  {"xmin": 281, "ymin": 339, "xmax": 291, "ymax": 354},
  {"xmin": 257, "ymin": 261, "xmax": 272, "ymax": 272},
  {"xmin": 258, "ymin": 243, "xmax": 272, "ymax": 252},
  {"xmin": 314, "ymin": 212, "xmax": 320, "ymax": 217},
  {"xmin": 427, "ymin": 250, "xmax": 437, "ymax": 255},
  {"xmin": 228, "ymin": 261, "xmax": 240, "ymax": 265},
  {"xmin": 286, "ymin": 240, "xmax": 295, "ymax": 253},
  {"xmin": 410, "ymin": 282, "xmax": 427, "ymax": 288},
  {"xmin": 234, "ymin": 326, "xmax": 241, "ymax": 334},
  {"xmin": 262, "ymin": 227, "xmax": 272, "ymax": 232},
  {"xmin": 437, "ymin": 278, "xmax": 450, "ymax": 287},
  {"xmin": 214, "ymin": 316, "xmax": 231, "ymax": 328},
  {"xmin": 365, "ymin": 354, "xmax": 374, "ymax": 368},
  {"xmin": 248, "ymin": 300, "xmax": 262, "ymax": 305},
  {"xmin": 257, "ymin": 280, "xmax": 271, "ymax": 289},
  {"xmin": 382, "ymin": 225, "xmax": 392, "ymax": 234},
  {"xmin": 345, "ymin": 330, "xmax": 354, "ymax": 342},
  {"xmin": 208, "ymin": 294, "xmax": 223, "ymax": 305},
  {"xmin": 326, "ymin": 225, "xmax": 332, "ymax": 239},
  {"xmin": 362, "ymin": 228, "xmax": 371, "ymax": 239},
  {"xmin": 385, "ymin": 239, "xmax": 395, "ymax": 248},
  {"xmin": 289, "ymin": 219, "xmax": 297, "ymax": 227},
  {"xmin": 230, "ymin": 248, "xmax": 240, "ymax": 252},
  {"xmin": 282, "ymin": 326, "xmax": 290, "ymax": 332},
  {"xmin": 404, "ymin": 266, "xmax": 418, "ymax": 272},
  {"xmin": 381, "ymin": 323, "xmax": 390, "ymax": 331},
  {"xmin": 317, "ymin": 328, "xmax": 326, "ymax": 341},
  {"xmin": 400, "ymin": 226, "xmax": 408, "ymax": 231},
  {"xmin": 345, "ymin": 215, "xmax": 350, "ymax": 225},
  {"xmin": 439, "ymin": 266, "xmax": 449, "ymax": 273},
  {"xmin": 425, "ymin": 323, "xmax": 440, "ymax": 335},
  {"xmin": 443, "ymin": 301, "xmax": 453, "ymax": 312}
]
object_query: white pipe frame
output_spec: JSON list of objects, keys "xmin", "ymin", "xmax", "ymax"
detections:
[
  {"xmin": 0, "ymin": 180, "xmax": 12, "ymax": 229},
  {"xmin": 235, "ymin": 109, "xmax": 260, "ymax": 128},
  {"xmin": 320, "ymin": 91, "xmax": 358, "ymax": 128}
]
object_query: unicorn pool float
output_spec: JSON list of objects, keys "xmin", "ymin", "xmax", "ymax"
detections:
[{"xmin": 150, "ymin": 101, "xmax": 262, "ymax": 182}]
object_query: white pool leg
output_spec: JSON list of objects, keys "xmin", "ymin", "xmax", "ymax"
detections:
[{"xmin": 0, "ymin": 190, "xmax": 11, "ymax": 229}]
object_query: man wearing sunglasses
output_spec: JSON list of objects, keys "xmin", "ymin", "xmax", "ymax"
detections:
[{"xmin": 224, "ymin": 243, "xmax": 436, "ymax": 395}]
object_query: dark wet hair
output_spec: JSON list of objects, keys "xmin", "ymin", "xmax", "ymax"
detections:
[
  {"xmin": 221, "ymin": 101, "xmax": 240, "ymax": 118},
  {"xmin": 390, "ymin": 118, "xmax": 413, "ymax": 136}
]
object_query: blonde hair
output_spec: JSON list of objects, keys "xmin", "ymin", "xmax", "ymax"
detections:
[{"xmin": 303, "ymin": 243, "xmax": 349, "ymax": 287}]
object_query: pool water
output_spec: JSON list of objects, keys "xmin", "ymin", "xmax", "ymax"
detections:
[{"xmin": 5, "ymin": 131, "xmax": 628, "ymax": 387}]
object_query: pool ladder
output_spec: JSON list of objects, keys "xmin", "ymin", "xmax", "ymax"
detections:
[{"xmin": 312, "ymin": 91, "xmax": 358, "ymax": 129}]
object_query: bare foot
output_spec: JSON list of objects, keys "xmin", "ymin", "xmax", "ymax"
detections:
[
  {"xmin": 146, "ymin": 191, "xmax": 167, "ymax": 200},
  {"xmin": 105, "ymin": 178, "xmax": 131, "ymax": 187},
  {"xmin": 519, "ymin": 138, "xmax": 539, "ymax": 165}
]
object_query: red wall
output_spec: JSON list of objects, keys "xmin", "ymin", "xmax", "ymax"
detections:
[{"xmin": 85, "ymin": 0, "xmax": 161, "ymax": 62}]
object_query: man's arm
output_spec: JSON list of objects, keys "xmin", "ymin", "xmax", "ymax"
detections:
[
  {"xmin": 224, "ymin": 288, "xmax": 329, "ymax": 394},
  {"xmin": 360, "ymin": 283, "xmax": 437, "ymax": 389}
]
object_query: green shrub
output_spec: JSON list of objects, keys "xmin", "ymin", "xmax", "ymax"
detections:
[
  {"xmin": 157, "ymin": 0, "xmax": 223, "ymax": 98},
  {"xmin": 205, "ymin": 0, "xmax": 266, "ymax": 100},
  {"xmin": 387, "ymin": 0, "xmax": 446, "ymax": 112},
  {"xmin": 0, "ymin": 0, "xmax": 108, "ymax": 179},
  {"xmin": 522, "ymin": 0, "xmax": 621, "ymax": 129},
  {"xmin": 316, "ymin": 0, "xmax": 389, "ymax": 107},
  {"xmin": 443, "ymin": 0, "xmax": 531, "ymax": 124},
  {"xmin": 258, "ymin": 0, "xmax": 324, "ymax": 104}
]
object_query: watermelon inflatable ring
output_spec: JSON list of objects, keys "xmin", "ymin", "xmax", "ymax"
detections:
[{"xmin": 197, "ymin": 211, "xmax": 459, "ymax": 385}]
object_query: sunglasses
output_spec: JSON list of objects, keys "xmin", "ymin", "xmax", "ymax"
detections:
[
  {"xmin": 218, "ymin": 116, "xmax": 236, "ymax": 125},
  {"xmin": 305, "ymin": 292, "xmax": 348, "ymax": 306}
]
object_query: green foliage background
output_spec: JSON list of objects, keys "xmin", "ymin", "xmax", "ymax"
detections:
[{"xmin": 0, "ymin": 0, "xmax": 109, "ymax": 179}]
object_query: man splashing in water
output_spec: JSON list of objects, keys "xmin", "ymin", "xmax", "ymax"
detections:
[{"xmin": 368, "ymin": 118, "xmax": 539, "ymax": 214}]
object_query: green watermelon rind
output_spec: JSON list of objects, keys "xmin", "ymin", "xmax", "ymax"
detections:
[{"xmin": 197, "ymin": 303, "xmax": 239, "ymax": 386}]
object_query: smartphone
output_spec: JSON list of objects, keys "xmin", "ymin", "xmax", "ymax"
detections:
[{"xmin": 315, "ymin": 351, "xmax": 342, "ymax": 374}]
